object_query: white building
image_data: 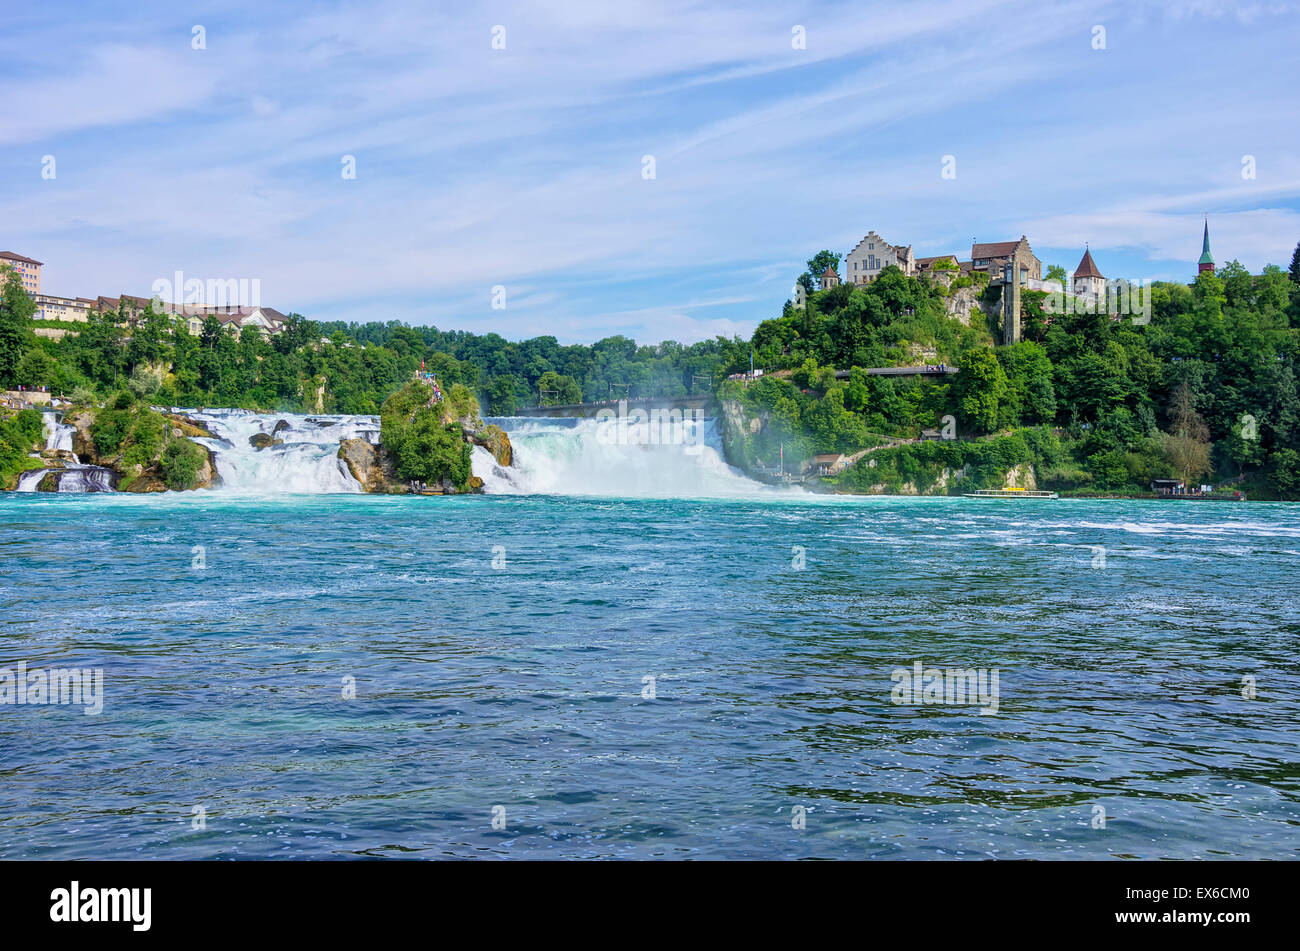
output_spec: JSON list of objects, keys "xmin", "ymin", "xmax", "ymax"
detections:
[
  {"xmin": 845, "ymin": 231, "xmax": 915, "ymax": 285},
  {"xmin": 34, "ymin": 294, "xmax": 94, "ymax": 322}
]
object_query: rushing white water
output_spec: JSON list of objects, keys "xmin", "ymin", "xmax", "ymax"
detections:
[
  {"xmin": 16, "ymin": 469, "xmax": 48, "ymax": 491},
  {"xmin": 15, "ymin": 412, "xmax": 116, "ymax": 492},
  {"xmin": 185, "ymin": 409, "xmax": 376, "ymax": 493},
  {"xmin": 474, "ymin": 416, "xmax": 779, "ymax": 498},
  {"xmin": 16, "ymin": 407, "xmax": 773, "ymax": 497},
  {"xmin": 44, "ymin": 413, "xmax": 75, "ymax": 453},
  {"xmin": 52, "ymin": 467, "xmax": 116, "ymax": 492}
]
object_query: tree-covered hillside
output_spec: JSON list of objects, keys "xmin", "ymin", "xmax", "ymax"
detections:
[{"xmin": 722, "ymin": 252, "xmax": 1300, "ymax": 499}]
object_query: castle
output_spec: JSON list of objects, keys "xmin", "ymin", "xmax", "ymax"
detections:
[{"xmin": 816, "ymin": 219, "xmax": 1217, "ymax": 344}]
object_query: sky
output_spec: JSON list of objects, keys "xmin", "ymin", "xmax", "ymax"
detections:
[{"xmin": 2, "ymin": 0, "xmax": 1298, "ymax": 345}]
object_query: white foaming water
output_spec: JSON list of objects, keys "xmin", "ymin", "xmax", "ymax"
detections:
[
  {"xmin": 473, "ymin": 416, "xmax": 781, "ymax": 498},
  {"xmin": 44, "ymin": 412, "xmax": 75, "ymax": 453},
  {"xmin": 185, "ymin": 409, "xmax": 377, "ymax": 493}
]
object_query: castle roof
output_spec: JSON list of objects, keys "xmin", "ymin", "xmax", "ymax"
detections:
[
  {"xmin": 971, "ymin": 239, "xmax": 1023, "ymax": 259},
  {"xmin": 1074, "ymin": 247, "xmax": 1104, "ymax": 280}
]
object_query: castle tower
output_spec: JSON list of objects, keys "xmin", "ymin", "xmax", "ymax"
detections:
[
  {"xmin": 1072, "ymin": 244, "xmax": 1105, "ymax": 300},
  {"xmin": 1198, "ymin": 216, "xmax": 1215, "ymax": 275}
]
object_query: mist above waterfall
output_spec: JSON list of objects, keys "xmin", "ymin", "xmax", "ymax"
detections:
[{"xmin": 473, "ymin": 416, "xmax": 781, "ymax": 498}]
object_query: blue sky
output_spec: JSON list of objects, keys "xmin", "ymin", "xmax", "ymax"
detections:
[{"xmin": 2, "ymin": 0, "xmax": 1298, "ymax": 344}]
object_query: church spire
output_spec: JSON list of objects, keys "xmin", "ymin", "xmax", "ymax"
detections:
[{"xmin": 1198, "ymin": 215, "xmax": 1215, "ymax": 273}]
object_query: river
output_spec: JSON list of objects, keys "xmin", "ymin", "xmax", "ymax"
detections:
[{"xmin": 1, "ymin": 415, "xmax": 1298, "ymax": 858}]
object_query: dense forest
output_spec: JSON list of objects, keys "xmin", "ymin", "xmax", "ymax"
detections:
[
  {"xmin": 3, "ymin": 240, "xmax": 1300, "ymax": 498},
  {"xmin": 0, "ymin": 273, "xmax": 741, "ymax": 417}
]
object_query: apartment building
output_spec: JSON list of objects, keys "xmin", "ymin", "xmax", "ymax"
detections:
[{"xmin": 0, "ymin": 251, "xmax": 42, "ymax": 296}]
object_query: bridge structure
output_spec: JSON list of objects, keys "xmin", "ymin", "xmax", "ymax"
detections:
[
  {"xmin": 509, "ymin": 366, "xmax": 955, "ymax": 418},
  {"xmin": 832, "ymin": 366, "xmax": 958, "ymax": 379},
  {"xmin": 510, "ymin": 395, "xmax": 713, "ymax": 419}
]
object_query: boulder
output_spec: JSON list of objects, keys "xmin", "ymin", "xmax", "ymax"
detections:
[
  {"xmin": 338, "ymin": 437, "xmax": 402, "ymax": 492},
  {"xmin": 271, "ymin": 419, "xmax": 291, "ymax": 437},
  {"xmin": 469, "ymin": 424, "xmax": 513, "ymax": 467},
  {"xmin": 194, "ymin": 444, "xmax": 219, "ymax": 489},
  {"xmin": 249, "ymin": 432, "xmax": 275, "ymax": 449},
  {"xmin": 122, "ymin": 475, "xmax": 169, "ymax": 493}
]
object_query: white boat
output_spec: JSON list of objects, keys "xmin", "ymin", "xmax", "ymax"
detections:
[{"xmin": 962, "ymin": 488, "xmax": 1058, "ymax": 499}]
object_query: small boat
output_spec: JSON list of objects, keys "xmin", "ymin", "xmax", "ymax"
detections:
[{"xmin": 962, "ymin": 488, "xmax": 1058, "ymax": 499}]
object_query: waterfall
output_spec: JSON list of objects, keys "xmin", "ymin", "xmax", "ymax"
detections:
[
  {"xmin": 186, "ymin": 409, "xmax": 376, "ymax": 493},
  {"xmin": 54, "ymin": 467, "xmax": 116, "ymax": 492},
  {"xmin": 14, "ymin": 412, "xmax": 116, "ymax": 493},
  {"xmin": 13, "ymin": 408, "xmax": 778, "ymax": 498},
  {"xmin": 16, "ymin": 469, "xmax": 49, "ymax": 492},
  {"xmin": 44, "ymin": 412, "xmax": 76, "ymax": 453},
  {"xmin": 472, "ymin": 416, "xmax": 781, "ymax": 498}
]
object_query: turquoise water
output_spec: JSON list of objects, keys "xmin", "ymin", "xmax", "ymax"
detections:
[{"xmin": 2, "ymin": 492, "xmax": 1298, "ymax": 859}]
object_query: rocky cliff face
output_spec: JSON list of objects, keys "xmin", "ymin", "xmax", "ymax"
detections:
[
  {"xmin": 1003, "ymin": 462, "xmax": 1037, "ymax": 490},
  {"xmin": 716, "ymin": 399, "xmax": 765, "ymax": 470},
  {"xmin": 67, "ymin": 409, "xmax": 96, "ymax": 462},
  {"xmin": 338, "ymin": 437, "xmax": 402, "ymax": 493}
]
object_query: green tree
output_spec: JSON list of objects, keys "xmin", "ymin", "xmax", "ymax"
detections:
[
  {"xmin": 160, "ymin": 439, "xmax": 207, "ymax": 490},
  {"xmin": 952, "ymin": 347, "xmax": 1008, "ymax": 434},
  {"xmin": 536, "ymin": 370, "xmax": 581, "ymax": 406},
  {"xmin": 15, "ymin": 348, "xmax": 56, "ymax": 387},
  {"xmin": 998, "ymin": 341, "xmax": 1056, "ymax": 427},
  {"xmin": 1161, "ymin": 381, "xmax": 1212, "ymax": 485},
  {"xmin": 0, "ymin": 267, "xmax": 36, "ymax": 386},
  {"xmin": 1269, "ymin": 448, "xmax": 1300, "ymax": 499},
  {"xmin": 803, "ymin": 250, "xmax": 842, "ymax": 290}
]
